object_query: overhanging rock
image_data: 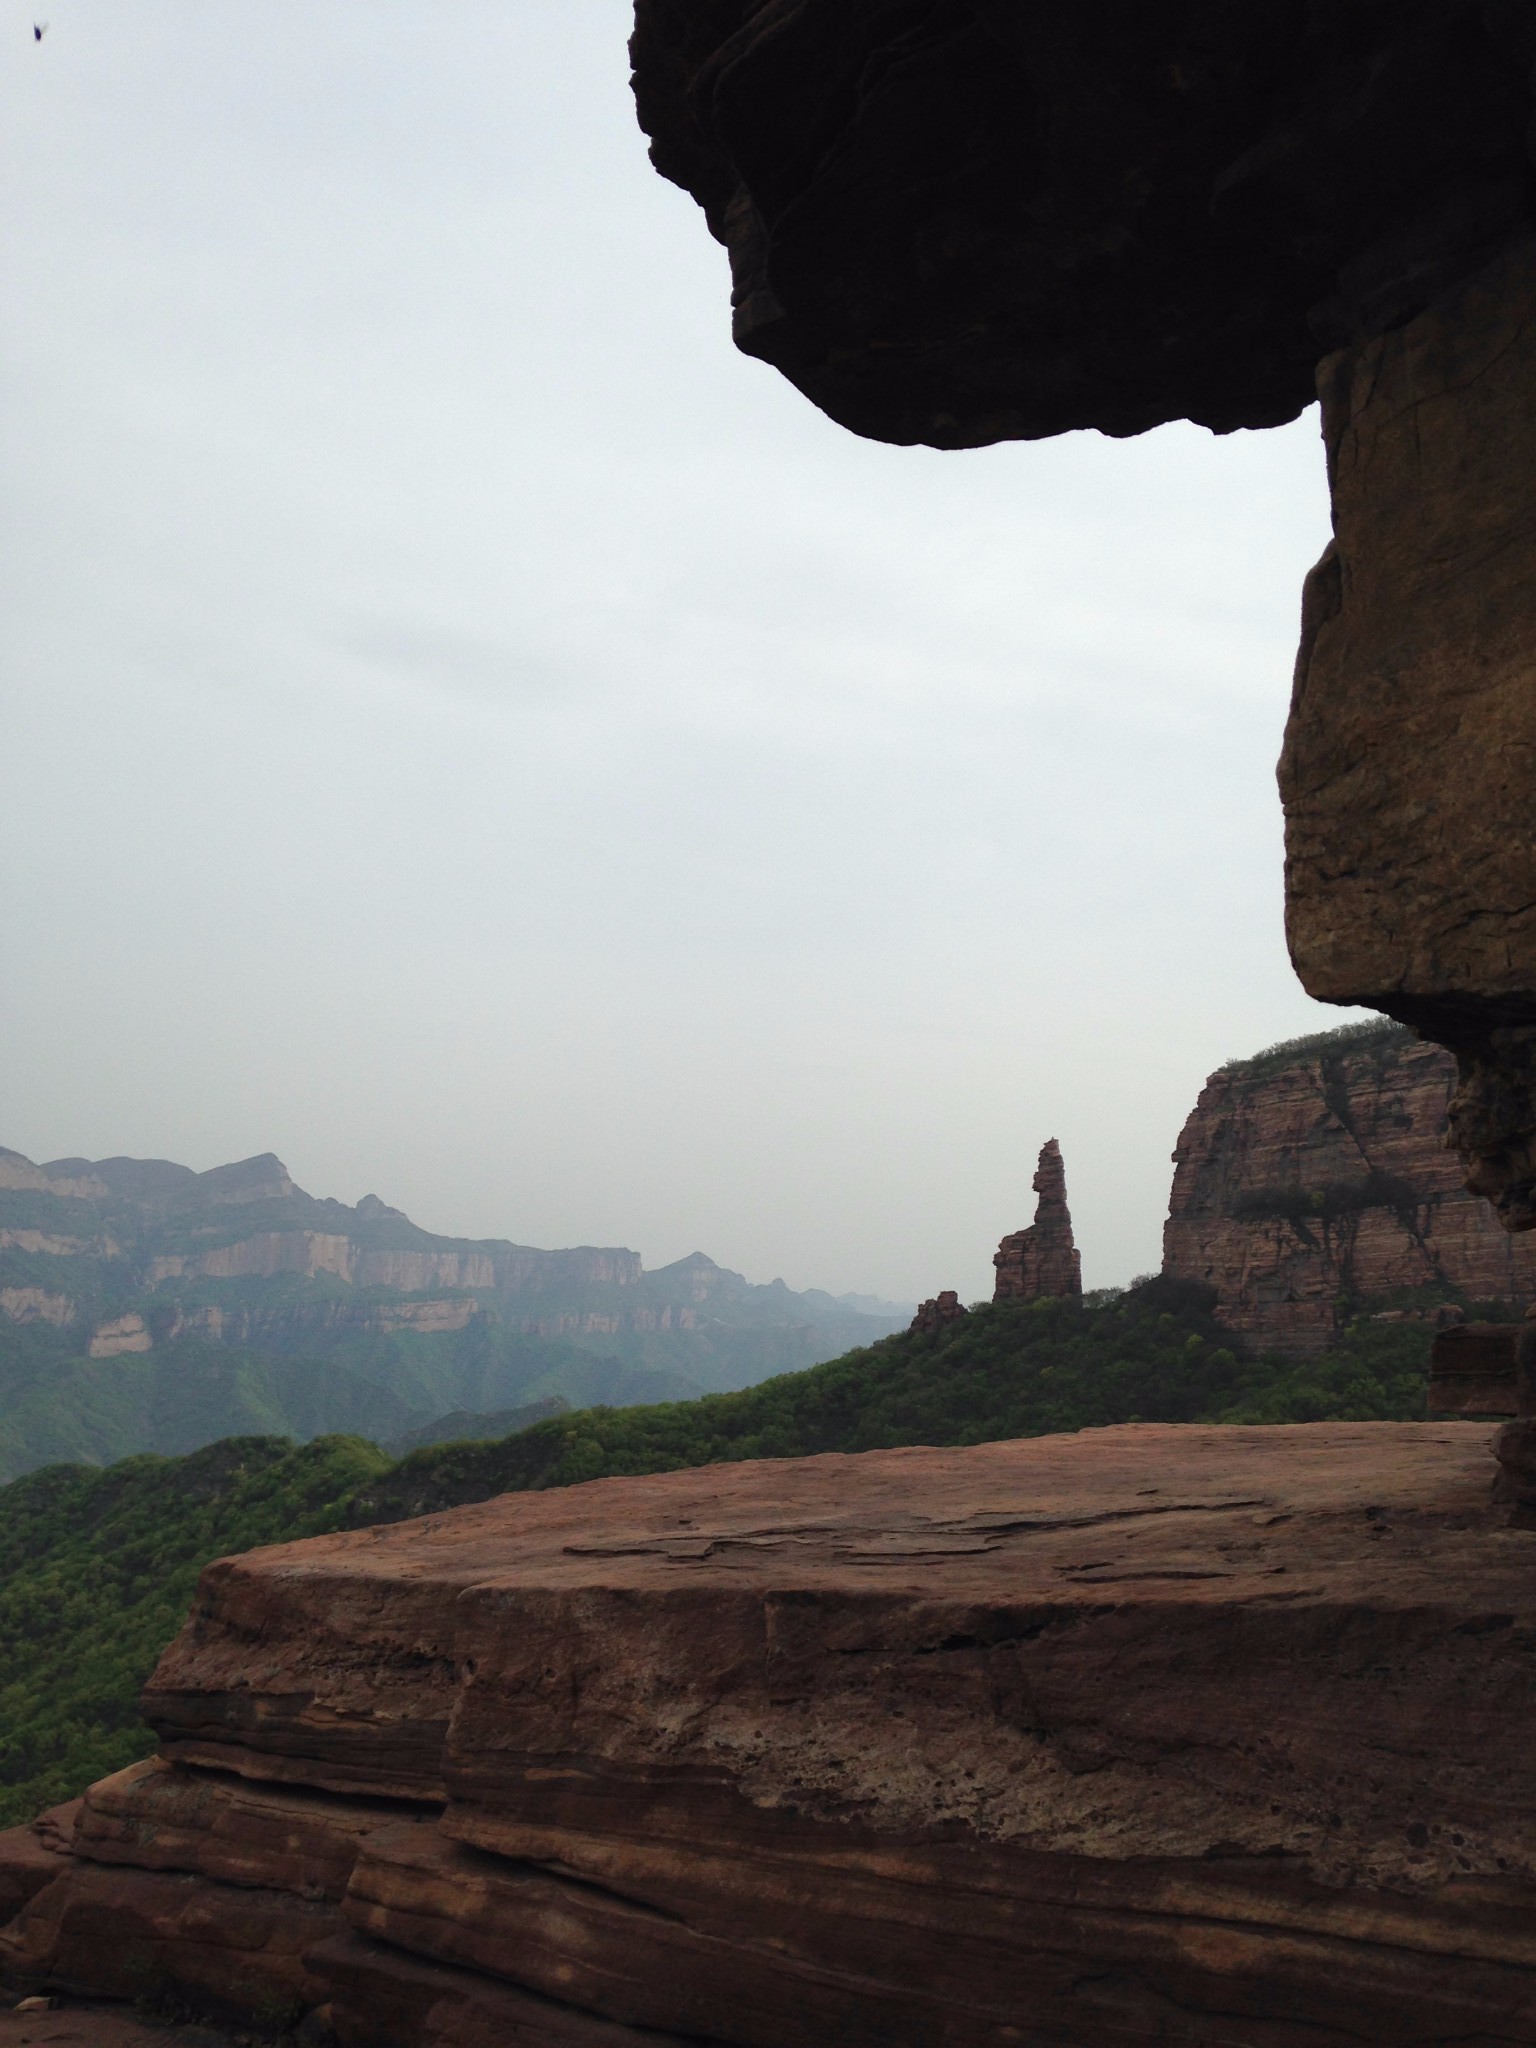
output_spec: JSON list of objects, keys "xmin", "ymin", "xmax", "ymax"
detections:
[{"xmin": 630, "ymin": 1, "xmax": 1536, "ymax": 1224}]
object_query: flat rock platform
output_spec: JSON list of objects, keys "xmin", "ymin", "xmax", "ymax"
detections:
[{"xmin": 5, "ymin": 1424, "xmax": 1536, "ymax": 2046}]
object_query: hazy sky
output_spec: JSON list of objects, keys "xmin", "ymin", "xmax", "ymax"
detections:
[{"xmin": 2, "ymin": 4, "xmax": 1360, "ymax": 1301}]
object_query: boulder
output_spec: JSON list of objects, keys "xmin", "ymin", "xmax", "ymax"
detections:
[
  {"xmin": 629, "ymin": 3, "xmax": 1536, "ymax": 448},
  {"xmin": 1162, "ymin": 1027, "xmax": 1536, "ymax": 1354}
]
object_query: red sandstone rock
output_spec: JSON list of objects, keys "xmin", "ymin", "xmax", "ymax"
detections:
[
  {"xmin": 1163, "ymin": 1030, "xmax": 1536, "ymax": 1355},
  {"xmin": 629, "ymin": 5, "xmax": 1536, "ymax": 449},
  {"xmin": 908, "ymin": 1290, "xmax": 966, "ymax": 1336},
  {"xmin": 0, "ymin": 1859, "xmax": 335, "ymax": 2018},
  {"xmin": 74, "ymin": 1759, "xmax": 436, "ymax": 1901},
  {"xmin": 0, "ymin": 2005, "xmax": 238, "ymax": 2048},
  {"xmin": 6, "ymin": 1426, "xmax": 1536, "ymax": 2042},
  {"xmin": 0, "ymin": 1813, "xmax": 76, "ymax": 1934},
  {"xmin": 310, "ymin": 1932, "xmax": 708, "ymax": 2048},
  {"xmin": 1278, "ymin": 241, "xmax": 1536, "ymax": 1226},
  {"xmin": 993, "ymin": 1139, "xmax": 1081, "ymax": 1303}
]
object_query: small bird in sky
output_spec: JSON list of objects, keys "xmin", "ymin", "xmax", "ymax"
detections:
[{"xmin": 33, "ymin": 21, "xmax": 48, "ymax": 38}]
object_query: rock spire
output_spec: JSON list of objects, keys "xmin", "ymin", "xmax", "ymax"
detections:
[
  {"xmin": 993, "ymin": 1139, "xmax": 1082, "ymax": 1303},
  {"xmin": 910, "ymin": 1289, "xmax": 968, "ymax": 1337}
]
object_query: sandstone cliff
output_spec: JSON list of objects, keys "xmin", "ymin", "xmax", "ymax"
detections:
[
  {"xmin": 1163, "ymin": 1022, "xmax": 1536, "ymax": 1356},
  {"xmin": 6, "ymin": 1424, "xmax": 1536, "ymax": 2045}
]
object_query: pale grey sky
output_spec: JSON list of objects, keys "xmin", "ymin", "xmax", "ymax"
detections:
[{"xmin": 1, "ymin": 4, "xmax": 1358, "ymax": 1301}]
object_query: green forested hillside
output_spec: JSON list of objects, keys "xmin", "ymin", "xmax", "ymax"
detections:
[
  {"xmin": 0, "ymin": 1146, "xmax": 910, "ymax": 1484},
  {"xmin": 0, "ymin": 1321, "xmax": 618, "ymax": 1484},
  {"xmin": 0, "ymin": 1434, "xmax": 389, "ymax": 1825},
  {"xmin": 0, "ymin": 1283, "xmax": 1437, "ymax": 1830},
  {"xmin": 353, "ymin": 1284, "xmax": 1435, "ymax": 1519}
]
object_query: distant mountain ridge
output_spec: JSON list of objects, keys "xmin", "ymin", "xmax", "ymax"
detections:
[{"xmin": 0, "ymin": 1145, "xmax": 912, "ymax": 1481}]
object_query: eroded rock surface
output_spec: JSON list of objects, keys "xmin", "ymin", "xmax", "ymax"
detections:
[
  {"xmin": 992, "ymin": 1139, "xmax": 1081, "ymax": 1303},
  {"xmin": 908, "ymin": 1289, "xmax": 966, "ymax": 1336},
  {"xmin": 1279, "ymin": 238, "xmax": 1536, "ymax": 1225},
  {"xmin": 1163, "ymin": 1026, "xmax": 1536, "ymax": 1353},
  {"xmin": 7, "ymin": 1427, "xmax": 1536, "ymax": 2042}
]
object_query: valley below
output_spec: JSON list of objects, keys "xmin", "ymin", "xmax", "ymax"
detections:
[
  {"xmin": 4, "ymin": 1022, "xmax": 1535, "ymax": 2042},
  {"xmin": 0, "ymin": 1148, "xmax": 910, "ymax": 1486}
]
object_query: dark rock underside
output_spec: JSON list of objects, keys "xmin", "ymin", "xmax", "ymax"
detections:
[{"xmin": 631, "ymin": 0, "xmax": 1536, "ymax": 448}]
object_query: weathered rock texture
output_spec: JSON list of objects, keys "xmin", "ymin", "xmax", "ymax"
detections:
[
  {"xmin": 1279, "ymin": 238, "xmax": 1536, "ymax": 1227},
  {"xmin": 628, "ymin": 3, "xmax": 1536, "ymax": 1222},
  {"xmin": 993, "ymin": 1139, "xmax": 1081, "ymax": 1303},
  {"xmin": 8, "ymin": 1424, "xmax": 1536, "ymax": 2045},
  {"xmin": 1163, "ymin": 1025, "xmax": 1536, "ymax": 1354},
  {"xmin": 1429, "ymin": 1321, "xmax": 1520, "ymax": 1419},
  {"xmin": 909, "ymin": 1289, "xmax": 966, "ymax": 1336}
]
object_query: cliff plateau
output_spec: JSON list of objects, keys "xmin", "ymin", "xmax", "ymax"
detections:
[
  {"xmin": 6, "ymin": 1424, "xmax": 1536, "ymax": 2045},
  {"xmin": 1163, "ymin": 1022, "xmax": 1536, "ymax": 1355}
]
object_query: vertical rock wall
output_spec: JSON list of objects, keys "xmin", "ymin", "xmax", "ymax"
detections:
[
  {"xmin": 1280, "ymin": 238, "xmax": 1536, "ymax": 1230},
  {"xmin": 1163, "ymin": 1025, "xmax": 1536, "ymax": 1355}
]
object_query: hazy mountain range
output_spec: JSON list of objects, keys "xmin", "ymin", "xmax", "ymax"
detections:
[{"xmin": 0, "ymin": 1146, "xmax": 913, "ymax": 1482}]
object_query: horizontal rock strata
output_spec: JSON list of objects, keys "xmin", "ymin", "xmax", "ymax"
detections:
[
  {"xmin": 6, "ymin": 1426, "xmax": 1536, "ymax": 2042},
  {"xmin": 1163, "ymin": 1027, "xmax": 1536, "ymax": 1354}
]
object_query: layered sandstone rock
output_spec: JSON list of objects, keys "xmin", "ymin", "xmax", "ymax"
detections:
[
  {"xmin": 993, "ymin": 1140, "xmax": 1081, "ymax": 1303},
  {"xmin": 1279, "ymin": 239, "xmax": 1536, "ymax": 1227},
  {"xmin": 8, "ymin": 1425, "xmax": 1536, "ymax": 2044},
  {"xmin": 628, "ymin": 4, "xmax": 1536, "ymax": 1224},
  {"xmin": 1163, "ymin": 1025, "xmax": 1536, "ymax": 1354}
]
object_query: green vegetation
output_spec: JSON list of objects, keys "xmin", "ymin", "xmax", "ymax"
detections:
[
  {"xmin": 1232, "ymin": 1170, "xmax": 1425, "ymax": 1227},
  {"xmin": 1224, "ymin": 1014, "xmax": 1413, "ymax": 1081},
  {"xmin": 0, "ymin": 1319, "xmax": 671, "ymax": 1485},
  {"xmin": 0, "ymin": 1280, "xmax": 1439, "ymax": 1830},
  {"xmin": 352, "ymin": 1282, "xmax": 1433, "ymax": 1519},
  {"xmin": 0, "ymin": 1434, "xmax": 388, "ymax": 1827}
]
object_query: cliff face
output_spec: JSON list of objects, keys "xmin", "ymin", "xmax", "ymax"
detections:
[
  {"xmin": 1163, "ymin": 1025, "xmax": 1536, "ymax": 1355},
  {"xmin": 7, "ymin": 1425, "xmax": 1536, "ymax": 2046},
  {"xmin": 0, "ymin": 1149, "xmax": 898, "ymax": 1362},
  {"xmin": 1279, "ymin": 241, "xmax": 1536, "ymax": 1227}
]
